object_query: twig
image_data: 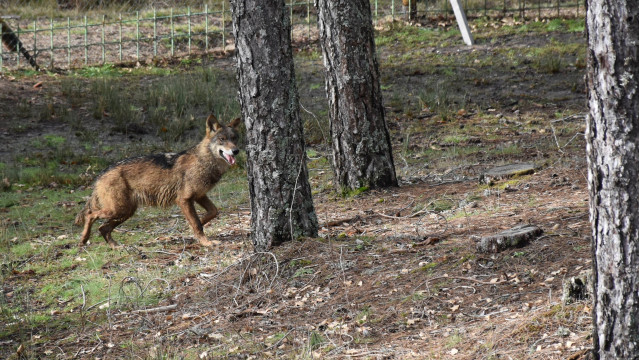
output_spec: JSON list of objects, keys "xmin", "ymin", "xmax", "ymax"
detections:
[
  {"xmin": 260, "ymin": 329, "xmax": 293, "ymax": 353},
  {"xmin": 550, "ymin": 113, "xmax": 586, "ymax": 123},
  {"xmin": 81, "ymin": 285, "xmax": 86, "ymax": 310},
  {"xmin": 550, "ymin": 123, "xmax": 564, "ymax": 153},
  {"xmin": 373, "ymin": 208, "xmax": 429, "ymax": 219},
  {"xmin": 300, "ymin": 102, "xmax": 328, "ymax": 145},
  {"xmin": 122, "ymin": 303, "xmax": 177, "ymax": 315},
  {"xmin": 85, "ymin": 298, "xmax": 110, "ymax": 311},
  {"xmin": 414, "ymin": 275, "xmax": 507, "ymax": 293},
  {"xmin": 465, "ymin": 307, "xmax": 510, "ymax": 318},
  {"xmin": 140, "ymin": 278, "xmax": 171, "ymax": 298},
  {"xmin": 290, "ymin": 156, "xmax": 304, "ymax": 242}
]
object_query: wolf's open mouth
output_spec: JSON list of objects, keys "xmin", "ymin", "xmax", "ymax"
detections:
[{"xmin": 220, "ymin": 150, "xmax": 236, "ymax": 165}]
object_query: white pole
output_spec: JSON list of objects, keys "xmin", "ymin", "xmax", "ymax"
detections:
[{"xmin": 449, "ymin": 0, "xmax": 474, "ymax": 46}]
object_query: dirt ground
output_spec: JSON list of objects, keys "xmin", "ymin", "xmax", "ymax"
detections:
[{"xmin": 0, "ymin": 18, "xmax": 592, "ymax": 360}]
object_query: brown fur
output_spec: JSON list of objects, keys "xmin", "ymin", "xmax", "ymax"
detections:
[
  {"xmin": 1, "ymin": 19, "xmax": 39, "ymax": 71},
  {"xmin": 75, "ymin": 115, "xmax": 241, "ymax": 248}
]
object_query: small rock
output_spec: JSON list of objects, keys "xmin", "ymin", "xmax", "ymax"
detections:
[{"xmin": 556, "ymin": 327, "xmax": 570, "ymax": 337}]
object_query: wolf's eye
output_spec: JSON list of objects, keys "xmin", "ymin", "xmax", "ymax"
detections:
[{"xmin": 218, "ymin": 136, "xmax": 226, "ymax": 141}]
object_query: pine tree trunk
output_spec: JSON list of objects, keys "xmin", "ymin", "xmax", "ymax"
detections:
[
  {"xmin": 230, "ymin": 0, "xmax": 318, "ymax": 250},
  {"xmin": 316, "ymin": 0, "xmax": 398, "ymax": 191},
  {"xmin": 586, "ymin": 1, "xmax": 639, "ymax": 358}
]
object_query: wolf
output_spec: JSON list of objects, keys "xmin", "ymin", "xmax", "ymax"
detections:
[{"xmin": 75, "ymin": 114, "xmax": 241, "ymax": 248}]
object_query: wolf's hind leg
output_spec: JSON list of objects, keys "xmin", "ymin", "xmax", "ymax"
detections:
[
  {"xmin": 196, "ymin": 196, "xmax": 218, "ymax": 226},
  {"xmin": 98, "ymin": 217, "xmax": 129, "ymax": 249},
  {"xmin": 79, "ymin": 211, "xmax": 98, "ymax": 246}
]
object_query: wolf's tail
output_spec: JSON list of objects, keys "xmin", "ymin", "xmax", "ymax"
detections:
[
  {"xmin": 74, "ymin": 194, "xmax": 97, "ymax": 225},
  {"xmin": 1, "ymin": 19, "xmax": 40, "ymax": 71}
]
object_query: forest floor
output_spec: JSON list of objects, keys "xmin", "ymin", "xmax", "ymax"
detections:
[{"xmin": 0, "ymin": 15, "xmax": 592, "ymax": 359}]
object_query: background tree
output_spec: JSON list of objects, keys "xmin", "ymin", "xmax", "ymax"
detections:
[
  {"xmin": 316, "ymin": 0, "xmax": 398, "ymax": 191},
  {"xmin": 230, "ymin": 0, "xmax": 318, "ymax": 250},
  {"xmin": 586, "ymin": 0, "xmax": 639, "ymax": 358}
]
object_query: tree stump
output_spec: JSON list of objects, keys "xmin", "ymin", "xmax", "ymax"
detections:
[
  {"xmin": 476, "ymin": 224, "xmax": 543, "ymax": 253},
  {"xmin": 562, "ymin": 269, "xmax": 593, "ymax": 305}
]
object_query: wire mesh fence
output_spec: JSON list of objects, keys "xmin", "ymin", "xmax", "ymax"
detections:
[{"xmin": 0, "ymin": 0, "xmax": 582, "ymax": 71}]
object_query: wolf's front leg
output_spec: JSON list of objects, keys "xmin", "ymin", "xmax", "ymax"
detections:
[
  {"xmin": 177, "ymin": 198, "xmax": 212, "ymax": 246},
  {"xmin": 196, "ymin": 196, "xmax": 219, "ymax": 225}
]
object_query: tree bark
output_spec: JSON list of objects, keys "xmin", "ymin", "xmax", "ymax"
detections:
[
  {"xmin": 586, "ymin": 0, "xmax": 639, "ymax": 358},
  {"xmin": 316, "ymin": 0, "xmax": 398, "ymax": 191},
  {"xmin": 230, "ymin": 0, "xmax": 318, "ymax": 250}
]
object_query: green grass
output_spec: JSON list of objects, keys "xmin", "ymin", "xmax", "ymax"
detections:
[
  {"xmin": 0, "ymin": 164, "xmax": 249, "ymax": 349},
  {"xmin": 1, "ymin": 65, "xmax": 241, "ymax": 188}
]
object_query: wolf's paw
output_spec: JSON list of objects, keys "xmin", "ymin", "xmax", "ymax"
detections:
[{"xmin": 197, "ymin": 238, "xmax": 221, "ymax": 246}]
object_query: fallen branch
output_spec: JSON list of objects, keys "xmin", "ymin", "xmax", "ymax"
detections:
[
  {"xmin": 123, "ymin": 304, "xmax": 177, "ymax": 315},
  {"xmin": 414, "ymin": 275, "xmax": 507, "ymax": 293},
  {"xmin": 373, "ymin": 209, "xmax": 429, "ymax": 219},
  {"xmin": 323, "ymin": 215, "xmax": 362, "ymax": 227}
]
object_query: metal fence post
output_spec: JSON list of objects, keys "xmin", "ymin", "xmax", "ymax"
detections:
[
  {"xmin": 222, "ymin": 1, "xmax": 226, "ymax": 50},
  {"xmin": 307, "ymin": 0, "xmax": 311, "ymax": 41},
  {"xmin": 374, "ymin": 0, "xmax": 378, "ymax": 25},
  {"xmin": 153, "ymin": 9, "xmax": 157, "ymax": 57},
  {"xmin": 50, "ymin": 18, "xmax": 54, "ymax": 68},
  {"xmin": 188, "ymin": 6, "xmax": 192, "ymax": 54},
  {"xmin": 0, "ymin": 25, "xmax": 3, "ymax": 73},
  {"xmin": 33, "ymin": 20, "xmax": 37, "ymax": 67},
  {"xmin": 136, "ymin": 11, "xmax": 140, "ymax": 61},
  {"xmin": 538, "ymin": 0, "xmax": 541, "ymax": 18},
  {"xmin": 170, "ymin": 8, "xmax": 174, "ymax": 56},
  {"xmin": 17, "ymin": 22, "xmax": 22, "ymax": 67},
  {"xmin": 101, "ymin": 15, "xmax": 106, "ymax": 64},
  {"xmin": 119, "ymin": 13, "xmax": 123, "ymax": 62},
  {"xmin": 205, "ymin": 4, "xmax": 209, "ymax": 51},
  {"xmin": 84, "ymin": 16, "xmax": 88, "ymax": 65},
  {"xmin": 67, "ymin": 17, "xmax": 70, "ymax": 68},
  {"xmin": 33, "ymin": 20, "xmax": 38, "ymax": 67},
  {"xmin": 392, "ymin": 0, "xmax": 395, "ymax": 21}
]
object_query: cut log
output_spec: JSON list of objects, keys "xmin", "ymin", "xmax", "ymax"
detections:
[
  {"xmin": 480, "ymin": 163, "xmax": 536, "ymax": 185},
  {"xmin": 476, "ymin": 224, "xmax": 542, "ymax": 253}
]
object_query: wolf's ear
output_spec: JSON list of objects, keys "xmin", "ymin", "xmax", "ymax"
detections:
[
  {"xmin": 228, "ymin": 117, "xmax": 241, "ymax": 129},
  {"xmin": 206, "ymin": 114, "xmax": 222, "ymax": 135}
]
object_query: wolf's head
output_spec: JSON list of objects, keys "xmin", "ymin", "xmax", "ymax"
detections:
[{"xmin": 205, "ymin": 114, "xmax": 241, "ymax": 165}]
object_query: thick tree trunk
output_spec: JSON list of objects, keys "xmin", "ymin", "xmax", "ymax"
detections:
[
  {"xmin": 316, "ymin": 0, "xmax": 398, "ymax": 191},
  {"xmin": 230, "ymin": 0, "xmax": 318, "ymax": 250},
  {"xmin": 586, "ymin": 0, "xmax": 639, "ymax": 358}
]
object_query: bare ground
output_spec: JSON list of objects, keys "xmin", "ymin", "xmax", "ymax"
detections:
[{"xmin": 0, "ymin": 20, "xmax": 592, "ymax": 359}]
